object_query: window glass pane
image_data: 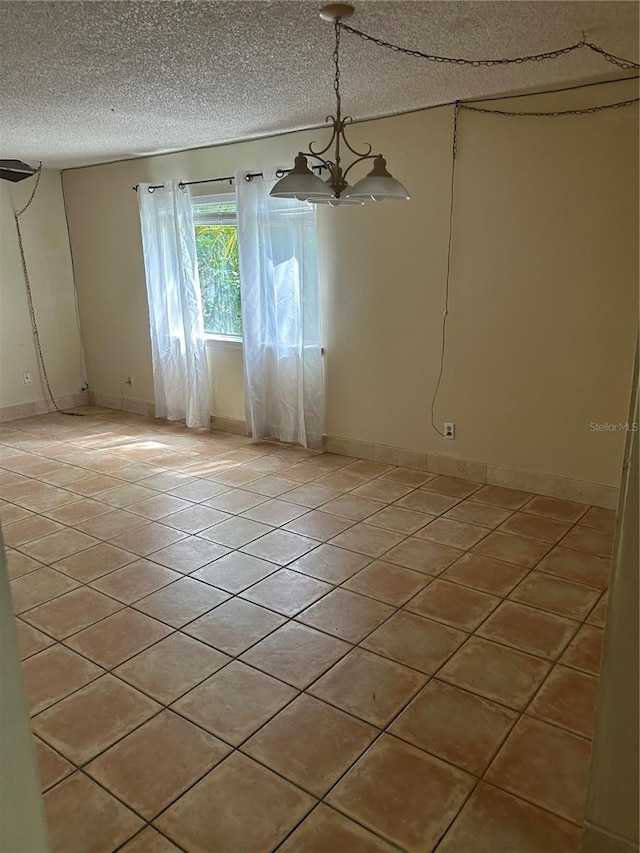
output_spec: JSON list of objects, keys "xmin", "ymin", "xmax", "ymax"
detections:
[
  {"xmin": 193, "ymin": 198, "xmax": 242, "ymax": 337},
  {"xmin": 196, "ymin": 201, "xmax": 236, "ymax": 215}
]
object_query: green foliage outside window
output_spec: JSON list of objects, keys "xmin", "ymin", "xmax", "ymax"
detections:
[{"xmin": 195, "ymin": 221, "xmax": 242, "ymax": 337}]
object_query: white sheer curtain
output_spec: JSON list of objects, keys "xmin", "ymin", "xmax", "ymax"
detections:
[
  {"xmin": 137, "ymin": 180, "xmax": 211, "ymax": 428},
  {"xmin": 236, "ymin": 170, "xmax": 324, "ymax": 449}
]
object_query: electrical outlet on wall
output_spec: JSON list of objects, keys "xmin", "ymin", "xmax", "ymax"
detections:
[
  {"xmin": 444, "ymin": 422, "xmax": 455, "ymax": 440},
  {"xmin": 22, "ymin": 371, "xmax": 32, "ymax": 385}
]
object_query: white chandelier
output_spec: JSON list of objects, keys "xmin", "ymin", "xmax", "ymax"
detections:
[{"xmin": 270, "ymin": 4, "xmax": 410, "ymax": 207}]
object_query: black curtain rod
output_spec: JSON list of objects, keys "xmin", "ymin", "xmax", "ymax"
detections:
[
  {"xmin": 133, "ymin": 172, "xmax": 256, "ymax": 192},
  {"xmin": 133, "ymin": 164, "xmax": 326, "ymax": 192}
]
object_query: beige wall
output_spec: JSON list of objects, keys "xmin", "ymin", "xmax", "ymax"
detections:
[
  {"xmin": 582, "ymin": 362, "xmax": 638, "ymax": 853},
  {"xmin": 62, "ymin": 78, "xmax": 638, "ymax": 486},
  {"xmin": 0, "ymin": 169, "xmax": 84, "ymax": 409},
  {"xmin": 206, "ymin": 340, "xmax": 245, "ymax": 421},
  {"xmin": 0, "ymin": 535, "xmax": 49, "ymax": 852}
]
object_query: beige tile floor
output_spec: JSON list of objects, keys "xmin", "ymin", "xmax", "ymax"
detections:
[{"xmin": 1, "ymin": 408, "xmax": 613, "ymax": 853}]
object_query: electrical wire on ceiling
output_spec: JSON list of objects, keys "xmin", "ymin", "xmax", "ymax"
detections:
[
  {"xmin": 459, "ymin": 98, "xmax": 639, "ymax": 117},
  {"xmin": 429, "ymin": 93, "xmax": 638, "ymax": 438},
  {"xmin": 12, "ymin": 163, "xmax": 84, "ymax": 417},
  {"xmin": 9, "ymin": 11, "xmax": 636, "ymax": 431},
  {"xmin": 339, "ymin": 23, "xmax": 640, "ymax": 72}
]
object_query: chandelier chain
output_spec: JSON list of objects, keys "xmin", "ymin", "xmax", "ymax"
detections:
[
  {"xmin": 333, "ymin": 20, "xmax": 342, "ymax": 120},
  {"xmin": 459, "ymin": 98, "xmax": 639, "ymax": 117},
  {"xmin": 338, "ymin": 23, "xmax": 640, "ymax": 71},
  {"xmin": 583, "ymin": 42, "xmax": 640, "ymax": 70},
  {"xmin": 452, "ymin": 101, "xmax": 460, "ymax": 158}
]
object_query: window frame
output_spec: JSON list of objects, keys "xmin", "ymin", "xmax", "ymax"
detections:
[{"xmin": 192, "ymin": 192, "xmax": 243, "ymax": 345}]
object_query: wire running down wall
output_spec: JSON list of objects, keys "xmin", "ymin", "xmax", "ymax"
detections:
[{"xmin": 61, "ymin": 77, "xmax": 639, "ymax": 489}]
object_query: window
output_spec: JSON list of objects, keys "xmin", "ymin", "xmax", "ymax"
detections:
[{"xmin": 193, "ymin": 194, "xmax": 242, "ymax": 339}]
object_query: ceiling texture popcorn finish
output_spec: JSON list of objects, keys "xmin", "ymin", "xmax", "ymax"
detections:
[{"xmin": 1, "ymin": 0, "xmax": 638, "ymax": 169}]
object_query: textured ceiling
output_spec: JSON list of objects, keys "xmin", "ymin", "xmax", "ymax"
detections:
[{"xmin": 0, "ymin": 1, "xmax": 637, "ymax": 169}]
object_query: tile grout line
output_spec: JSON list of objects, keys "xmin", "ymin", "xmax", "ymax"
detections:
[
  {"xmin": 18, "ymin": 491, "xmax": 605, "ymax": 710},
  {"xmin": 3, "ymin": 409, "xmax": 611, "ymax": 852},
  {"xmin": 13, "ymin": 519, "xmax": 607, "ymax": 689}
]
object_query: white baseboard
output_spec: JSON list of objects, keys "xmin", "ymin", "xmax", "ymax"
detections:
[
  {"xmin": 211, "ymin": 415, "xmax": 247, "ymax": 435},
  {"xmin": 325, "ymin": 434, "xmax": 619, "ymax": 510},
  {"xmin": 88, "ymin": 392, "xmax": 155, "ymax": 417},
  {"xmin": 582, "ymin": 824, "xmax": 639, "ymax": 853},
  {"xmin": 14, "ymin": 392, "xmax": 615, "ymax": 511},
  {"xmin": 88, "ymin": 393, "xmax": 247, "ymax": 436},
  {"xmin": 0, "ymin": 392, "xmax": 90, "ymax": 423}
]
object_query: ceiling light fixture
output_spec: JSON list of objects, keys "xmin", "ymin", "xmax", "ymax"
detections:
[{"xmin": 270, "ymin": 4, "xmax": 410, "ymax": 206}]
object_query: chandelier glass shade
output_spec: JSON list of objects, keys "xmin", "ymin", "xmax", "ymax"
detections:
[
  {"xmin": 344, "ymin": 157, "xmax": 411, "ymax": 201},
  {"xmin": 266, "ymin": 154, "xmax": 328, "ymax": 200},
  {"xmin": 270, "ymin": 4, "xmax": 410, "ymax": 206}
]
